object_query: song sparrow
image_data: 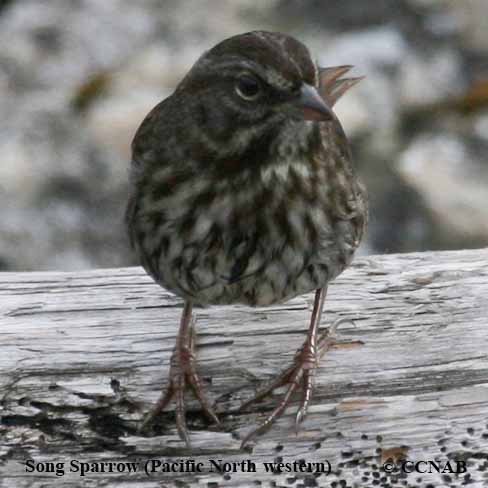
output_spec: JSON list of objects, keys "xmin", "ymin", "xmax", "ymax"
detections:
[{"xmin": 126, "ymin": 30, "xmax": 367, "ymax": 448}]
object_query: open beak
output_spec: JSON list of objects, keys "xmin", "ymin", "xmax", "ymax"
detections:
[{"xmin": 297, "ymin": 83, "xmax": 334, "ymax": 121}]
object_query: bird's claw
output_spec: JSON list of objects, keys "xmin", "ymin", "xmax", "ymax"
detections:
[
  {"xmin": 139, "ymin": 320, "xmax": 220, "ymax": 448},
  {"xmin": 239, "ymin": 321, "xmax": 340, "ymax": 449}
]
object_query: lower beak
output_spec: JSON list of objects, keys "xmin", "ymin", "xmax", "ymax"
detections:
[{"xmin": 297, "ymin": 83, "xmax": 334, "ymax": 121}]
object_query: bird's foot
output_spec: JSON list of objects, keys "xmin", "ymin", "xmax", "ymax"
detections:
[
  {"xmin": 139, "ymin": 320, "xmax": 221, "ymax": 448},
  {"xmin": 239, "ymin": 318, "xmax": 347, "ymax": 449}
]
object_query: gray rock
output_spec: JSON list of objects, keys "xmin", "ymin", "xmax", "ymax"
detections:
[
  {"xmin": 398, "ymin": 50, "xmax": 465, "ymax": 109},
  {"xmin": 318, "ymin": 27, "xmax": 407, "ymax": 69},
  {"xmin": 1, "ymin": 0, "xmax": 487, "ymax": 270},
  {"xmin": 473, "ymin": 112, "xmax": 488, "ymax": 142},
  {"xmin": 397, "ymin": 133, "xmax": 488, "ymax": 243}
]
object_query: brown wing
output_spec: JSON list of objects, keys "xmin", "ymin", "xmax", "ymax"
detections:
[
  {"xmin": 317, "ymin": 65, "xmax": 367, "ymax": 245},
  {"xmin": 316, "ymin": 93, "xmax": 368, "ymax": 249}
]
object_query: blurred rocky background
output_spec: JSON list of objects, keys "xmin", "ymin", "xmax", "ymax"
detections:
[{"xmin": 0, "ymin": 0, "xmax": 487, "ymax": 271}]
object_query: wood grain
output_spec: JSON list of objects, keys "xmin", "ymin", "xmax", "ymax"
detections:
[{"xmin": 1, "ymin": 249, "xmax": 488, "ymax": 487}]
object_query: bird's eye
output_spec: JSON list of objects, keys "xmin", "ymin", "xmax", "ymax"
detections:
[{"xmin": 235, "ymin": 75, "xmax": 261, "ymax": 101}]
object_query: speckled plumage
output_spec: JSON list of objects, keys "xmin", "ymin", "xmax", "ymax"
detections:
[
  {"xmin": 126, "ymin": 31, "xmax": 367, "ymax": 447},
  {"xmin": 127, "ymin": 31, "xmax": 366, "ymax": 307}
]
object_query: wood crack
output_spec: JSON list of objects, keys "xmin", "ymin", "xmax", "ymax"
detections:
[{"xmin": 1, "ymin": 248, "xmax": 488, "ymax": 487}]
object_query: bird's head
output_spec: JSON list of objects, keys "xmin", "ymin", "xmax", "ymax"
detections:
[{"xmin": 176, "ymin": 31, "xmax": 333, "ymax": 152}]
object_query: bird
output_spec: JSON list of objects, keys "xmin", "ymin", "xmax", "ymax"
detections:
[{"xmin": 126, "ymin": 30, "xmax": 367, "ymax": 449}]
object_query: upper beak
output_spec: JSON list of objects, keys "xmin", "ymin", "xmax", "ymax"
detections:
[{"xmin": 297, "ymin": 83, "xmax": 334, "ymax": 121}]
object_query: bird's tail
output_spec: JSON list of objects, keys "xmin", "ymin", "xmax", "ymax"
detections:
[{"xmin": 318, "ymin": 65, "xmax": 364, "ymax": 107}]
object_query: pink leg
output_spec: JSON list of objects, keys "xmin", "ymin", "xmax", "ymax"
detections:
[
  {"xmin": 140, "ymin": 301, "xmax": 221, "ymax": 447},
  {"xmin": 239, "ymin": 287, "xmax": 338, "ymax": 448}
]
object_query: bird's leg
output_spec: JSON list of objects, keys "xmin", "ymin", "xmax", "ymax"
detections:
[
  {"xmin": 140, "ymin": 300, "xmax": 220, "ymax": 447},
  {"xmin": 239, "ymin": 287, "xmax": 337, "ymax": 448}
]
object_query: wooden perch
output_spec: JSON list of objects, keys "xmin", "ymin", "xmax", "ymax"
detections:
[{"xmin": 1, "ymin": 248, "xmax": 488, "ymax": 487}]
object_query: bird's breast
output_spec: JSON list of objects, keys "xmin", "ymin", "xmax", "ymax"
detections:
[{"xmin": 133, "ymin": 152, "xmax": 360, "ymax": 306}]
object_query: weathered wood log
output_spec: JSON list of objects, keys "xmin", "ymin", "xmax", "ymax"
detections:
[{"xmin": 1, "ymin": 248, "xmax": 488, "ymax": 487}]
